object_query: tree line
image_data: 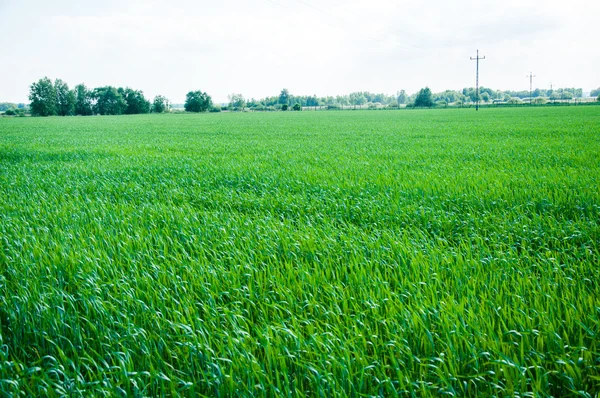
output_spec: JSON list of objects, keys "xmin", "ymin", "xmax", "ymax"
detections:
[
  {"xmin": 22, "ymin": 77, "xmax": 598, "ymax": 116},
  {"xmin": 28, "ymin": 77, "xmax": 173, "ymax": 117},
  {"xmin": 238, "ymin": 87, "xmax": 589, "ymax": 110}
]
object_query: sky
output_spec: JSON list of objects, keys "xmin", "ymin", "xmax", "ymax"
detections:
[{"xmin": 0, "ymin": 0, "xmax": 598, "ymax": 104}]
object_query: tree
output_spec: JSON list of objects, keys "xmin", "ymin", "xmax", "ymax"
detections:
[
  {"xmin": 74, "ymin": 84, "xmax": 94, "ymax": 115},
  {"xmin": 414, "ymin": 87, "xmax": 433, "ymax": 107},
  {"xmin": 228, "ymin": 93, "xmax": 246, "ymax": 110},
  {"xmin": 152, "ymin": 95, "xmax": 170, "ymax": 113},
  {"xmin": 590, "ymin": 88, "xmax": 600, "ymax": 97},
  {"xmin": 561, "ymin": 91, "xmax": 573, "ymax": 100},
  {"xmin": 93, "ymin": 86, "xmax": 127, "ymax": 115},
  {"xmin": 480, "ymin": 92, "xmax": 490, "ymax": 103},
  {"xmin": 120, "ymin": 88, "xmax": 150, "ymax": 114},
  {"xmin": 55, "ymin": 79, "xmax": 75, "ymax": 116},
  {"xmin": 185, "ymin": 90, "xmax": 212, "ymax": 112},
  {"xmin": 292, "ymin": 103, "xmax": 301, "ymax": 111},
  {"xmin": 597, "ymin": 95, "xmax": 600, "ymax": 102},
  {"xmin": 508, "ymin": 97, "xmax": 523, "ymax": 105},
  {"xmin": 278, "ymin": 89, "xmax": 290, "ymax": 106},
  {"xmin": 29, "ymin": 77, "xmax": 56, "ymax": 116},
  {"xmin": 281, "ymin": 104, "xmax": 289, "ymax": 111},
  {"xmin": 397, "ymin": 90, "xmax": 407, "ymax": 105}
]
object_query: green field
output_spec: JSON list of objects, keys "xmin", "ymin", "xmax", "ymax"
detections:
[{"xmin": 1, "ymin": 108, "xmax": 599, "ymax": 396}]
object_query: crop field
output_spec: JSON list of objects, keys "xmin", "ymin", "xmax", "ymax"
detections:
[{"xmin": 0, "ymin": 107, "xmax": 599, "ymax": 396}]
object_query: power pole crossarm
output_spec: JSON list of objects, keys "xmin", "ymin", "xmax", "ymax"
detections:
[{"xmin": 470, "ymin": 50, "xmax": 485, "ymax": 111}]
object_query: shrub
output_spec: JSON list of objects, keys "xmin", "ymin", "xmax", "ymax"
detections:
[
  {"xmin": 293, "ymin": 103, "xmax": 301, "ymax": 111},
  {"xmin": 281, "ymin": 104, "xmax": 289, "ymax": 111},
  {"xmin": 4, "ymin": 109, "xmax": 16, "ymax": 116}
]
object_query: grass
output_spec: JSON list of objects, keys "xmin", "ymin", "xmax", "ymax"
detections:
[{"xmin": 0, "ymin": 107, "xmax": 599, "ymax": 396}]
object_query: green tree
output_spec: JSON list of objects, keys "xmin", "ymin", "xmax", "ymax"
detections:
[
  {"xmin": 120, "ymin": 88, "xmax": 150, "ymax": 114},
  {"xmin": 152, "ymin": 95, "xmax": 169, "ymax": 113},
  {"xmin": 278, "ymin": 89, "xmax": 290, "ymax": 106},
  {"xmin": 561, "ymin": 91, "xmax": 573, "ymax": 100},
  {"xmin": 29, "ymin": 77, "xmax": 56, "ymax": 116},
  {"xmin": 292, "ymin": 103, "xmax": 301, "ymax": 111},
  {"xmin": 228, "ymin": 93, "xmax": 246, "ymax": 111},
  {"xmin": 0, "ymin": 103, "xmax": 17, "ymax": 112},
  {"xmin": 349, "ymin": 92, "xmax": 367, "ymax": 109},
  {"xmin": 74, "ymin": 84, "xmax": 94, "ymax": 115},
  {"xmin": 590, "ymin": 88, "xmax": 600, "ymax": 97},
  {"xmin": 93, "ymin": 86, "xmax": 127, "ymax": 115},
  {"xmin": 185, "ymin": 90, "xmax": 212, "ymax": 112},
  {"xmin": 55, "ymin": 79, "xmax": 75, "ymax": 116},
  {"xmin": 414, "ymin": 87, "xmax": 433, "ymax": 107},
  {"xmin": 397, "ymin": 90, "xmax": 407, "ymax": 105}
]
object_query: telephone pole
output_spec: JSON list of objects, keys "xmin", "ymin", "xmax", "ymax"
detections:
[
  {"xmin": 470, "ymin": 50, "xmax": 485, "ymax": 111},
  {"xmin": 527, "ymin": 72, "xmax": 536, "ymax": 105}
]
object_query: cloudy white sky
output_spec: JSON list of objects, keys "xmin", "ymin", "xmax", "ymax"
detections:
[{"xmin": 0, "ymin": 0, "xmax": 598, "ymax": 103}]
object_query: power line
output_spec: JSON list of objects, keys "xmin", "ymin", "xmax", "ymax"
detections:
[{"xmin": 470, "ymin": 49, "xmax": 485, "ymax": 111}]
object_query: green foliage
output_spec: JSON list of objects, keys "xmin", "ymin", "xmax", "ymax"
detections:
[
  {"xmin": 414, "ymin": 87, "xmax": 433, "ymax": 107},
  {"xmin": 0, "ymin": 102, "xmax": 18, "ymax": 112},
  {"xmin": 292, "ymin": 103, "xmax": 301, "ymax": 111},
  {"xmin": 590, "ymin": 88, "xmax": 600, "ymax": 97},
  {"xmin": 281, "ymin": 104, "xmax": 289, "ymax": 111},
  {"xmin": 397, "ymin": 90, "xmax": 407, "ymax": 104},
  {"xmin": 55, "ymin": 79, "xmax": 75, "ymax": 116},
  {"xmin": 209, "ymin": 105, "xmax": 222, "ymax": 112},
  {"xmin": 3, "ymin": 109, "xmax": 16, "ymax": 116},
  {"xmin": 93, "ymin": 86, "xmax": 127, "ymax": 115},
  {"xmin": 561, "ymin": 91, "xmax": 573, "ymax": 100},
  {"xmin": 184, "ymin": 90, "xmax": 212, "ymax": 112},
  {"xmin": 29, "ymin": 77, "xmax": 56, "ymax": 116},
  {"xmin": 0, "ymin": 108, "xmax": 598, "ymax": 396},
  {"xmin": 75, "ymin": 84, "xmax": 94, "ymax": 116},
  {"xmin": 509, "ymin": 97, "xmax": 523, "ymax": 104},
  {"xmin": 228, "ymin": 93, "xmax": 245, "ymax": 111},
  {"xmin": 278, "ymin": 88, "xmax": 290, "ymax": 105},
  {"xmin": 152, "ymin": 95, "xmax": 170, "ymax": 113},
  {"xmin": 121, "ymin": 88, "xmax": 151, "ymax": 115}
]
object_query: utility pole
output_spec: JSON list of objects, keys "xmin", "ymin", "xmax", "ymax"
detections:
[
  {"xmin": 527, "ymin": 72, "xmax": 536, "ymax": 105},
  {"xmin": 470, "ymin": 50, "xmax": 485, "ymax": 111}
]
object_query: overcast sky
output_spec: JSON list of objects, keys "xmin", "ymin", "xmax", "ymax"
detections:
[{"xmin": 0, "ymin": 0, "xmax": 598, "ymax": 103}]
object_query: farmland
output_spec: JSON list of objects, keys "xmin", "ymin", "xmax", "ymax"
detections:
[{"xmin": 0, "ymin": 107, "xmax": 599, "ymax": 396}]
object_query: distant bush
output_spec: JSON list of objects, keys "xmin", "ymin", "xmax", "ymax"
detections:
[
  {"xmin": 327, "ymin": 105, "xmax": 341, "ymax": 110},
  {"xmin": 210, "ymin": 105, "xmax": 221, "ymax": 113},
  {"xmin": 4, "ymin": 109, "xmax": 16, "ymax": 116},
  {"xmin": 508, "ymin": 97, "xmax": 523, "ymax": 105},
  {"xmin": 534, "ymin": 98, "xmax": 547, "ymax": 105},
  {"xmin": 293, "ymin": 103, "xmax": 301, "ymax": 111},
  {"xmin": 281, "ymin": 104, "xmax": 289, "ymax": 111}
]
